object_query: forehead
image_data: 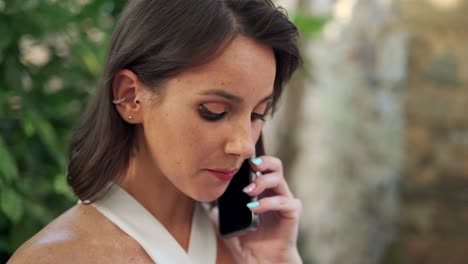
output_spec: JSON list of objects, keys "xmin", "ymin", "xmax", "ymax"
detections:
[{"xmin": 166, "ymin": 36, "xmax": 276, "ymax": 100}]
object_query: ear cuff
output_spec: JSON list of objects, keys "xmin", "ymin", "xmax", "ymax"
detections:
[{"xmin": 112, "ymin": 97, "xmax": 126, "ymax": 105}]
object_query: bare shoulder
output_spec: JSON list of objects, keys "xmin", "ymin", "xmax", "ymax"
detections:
[{"xmin": 8, "ymin": 204, "xmax": 152, "ymax": 264}]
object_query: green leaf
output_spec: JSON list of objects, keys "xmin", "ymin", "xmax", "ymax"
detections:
[
  {"xmin": 0, "ymin": 136, "xmax": 19, "ymax": 183},
  {"xmin": 292, "ymin": 13, "xmax": 328, "ymax": 37},
  {"xmin": 3, "ymin": 55, "xmax": 22, "ymax": 92},
  {"xmin": 0, "ymin": 23, "xmax": 13, "ymax": 52},
  {"xmin": 9, "ymin": 215, "xmax": 42, "ymax": 251},
  {"xmin": 23, "ymin": 108, "xmax": 65, "ymax": 166},
  {"xmin": 76, "ymin": 44, "xmax": 102, "ymax": 77},
  {"xmin": 53, "ymin": 173, "xmax": 74, "ymax": 199},
  {"xmin": 0, "ymin": 189, "xmax": 23, "ymax": 223},
  {"xmin": 0, "ymin": 237, "xmax": 12, "ymax": 254},
  {"xmin": 20, "ymin": 113, "xmax": 35, "ymax": 137}
]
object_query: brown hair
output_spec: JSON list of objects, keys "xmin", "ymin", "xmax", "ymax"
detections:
[{"xmin": 68, "ymin": 0, "xmax": 301, "ymax": 202}]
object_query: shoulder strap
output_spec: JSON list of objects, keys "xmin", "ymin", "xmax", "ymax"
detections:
[
  {"xmin": 91, "ymin": 186, "xmax": 217, "ymax": 264},
  {"xmin": 189, "ymin": 203, "xmax": 217, "ymax": 264}
]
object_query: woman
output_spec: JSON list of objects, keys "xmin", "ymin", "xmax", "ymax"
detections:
[{"xmin": 9, "ymin": 0, "xmax": 302, "ymax": 263}]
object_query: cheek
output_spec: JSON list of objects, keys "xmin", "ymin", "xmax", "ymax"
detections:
[
  {"xmin": 184, "ymin": 122, "xmax": 223, "ymax": 157},
  {"xmin": 253, "ymin": 122, "xmax": 263, "ymax": 142},
  {"xmin": 149, "ymin": 109, "xmax": 215, "ymax": 169}
]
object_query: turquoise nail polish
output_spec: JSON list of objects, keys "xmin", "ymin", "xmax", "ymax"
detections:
[
  {"xmin": 246, "ymin": 201, "xmax": 260, "ymax": 209},
  {"xmin": 251, "ymin": 157, "xmax": 263, "ymax": 166}
]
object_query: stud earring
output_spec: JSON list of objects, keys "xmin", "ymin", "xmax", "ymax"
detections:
[{"xmin": 128, "ymin": 115, "xmax": 133, "ymax": 120}]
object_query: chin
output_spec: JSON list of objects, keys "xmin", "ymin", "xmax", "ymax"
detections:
[{"xmin": 193, "ymin": 186, "xmax": 228, "ymax": 203}]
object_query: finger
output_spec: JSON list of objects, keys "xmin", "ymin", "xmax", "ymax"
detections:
[
  {"xmin": 249, "ymin": 155, "xmax": 283, "ymax": 174},
  {"xmin": 242, "ymin": 171, "xmax": 292, "ymax": 198},
  {"xmin": 247, "ymin": 196, "xmax": 302, "ymax": 220}
]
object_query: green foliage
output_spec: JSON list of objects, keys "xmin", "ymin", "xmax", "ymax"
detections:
[
  {"xmin": 0, "ymin": 0, "xmax": 126, "ymax": 261},
  {"xmin": 291, "ymin": 12, "xmax": 328, "ymax": 83},
  {"xmin": 292, "ymin": 12, "xmax": 328, "ymax": 38}
]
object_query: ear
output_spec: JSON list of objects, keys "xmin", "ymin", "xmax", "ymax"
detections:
[{"xmin": 112, "ymin": 69, "xmax": 145, "ymax": 123}]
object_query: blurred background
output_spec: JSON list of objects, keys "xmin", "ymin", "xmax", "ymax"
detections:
[{"xmin": 1, "ymin": 0, "xmax": 467, "ymax": 263}]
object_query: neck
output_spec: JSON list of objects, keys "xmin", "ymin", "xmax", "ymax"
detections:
[{"xmin": 119, "ymin": 135, "xmax": 196, "ymax": 251}]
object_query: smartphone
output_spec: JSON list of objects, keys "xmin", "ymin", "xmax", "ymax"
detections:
[
  {"xmin": 218, "ymin": 159, "xmax": 259, "ymax": 237},
  {"xmin": 218, "ymin": 134, "xmax": 265, "ymax": 237}
]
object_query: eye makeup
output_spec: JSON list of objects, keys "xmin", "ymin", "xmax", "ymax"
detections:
[
  {"xmin": 197, "ymin": 99, "xmax": 273, "ymax": 122},
  {"xmin": 252, "ymin": 100, "xmax": 272, "ymax": 121},
  {"xmin": 199, "ymin": 103, "xmax": 227, "ymax": 121}
]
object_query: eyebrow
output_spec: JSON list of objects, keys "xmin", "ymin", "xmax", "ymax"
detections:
[{"xmin": 200, "ymin": 89, "xmax": 273, "ymax": 105}]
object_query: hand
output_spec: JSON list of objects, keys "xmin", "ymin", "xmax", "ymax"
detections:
[{"xmin": 223, "ymin": 156, "xmax": 303, "ymax": 264}]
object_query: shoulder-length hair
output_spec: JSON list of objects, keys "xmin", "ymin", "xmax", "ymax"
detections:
[{"xmin": 68, "ymin": 0, "xmax": 301, "ymax": 202}]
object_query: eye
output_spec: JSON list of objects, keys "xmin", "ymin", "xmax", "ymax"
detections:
[
  {"xmin": 251, "ymin": 112, "xmax": 266, "ymax": 121},
  {"xmin": 251, "ymin": 102, "xmax": 272, "ymax": 122},
  {"xmin": 199, "ymin": 104, "xmax": 226, "ymax": 121}
]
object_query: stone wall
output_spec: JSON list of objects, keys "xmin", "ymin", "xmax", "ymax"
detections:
[
  {"xmin": 265, "ymin": 0, "xmax": 468, "ymax": 263},
  {"xmin": 395, "ymin": 0, "xmax": 468, "ymax": 263},
  {"xmin": 286, "ymin": 0, "xmax": 405, "ymax": 263}
]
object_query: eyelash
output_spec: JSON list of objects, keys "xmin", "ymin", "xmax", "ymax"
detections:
[{"xmin": 198, "ymin": 104, "xmax": 267, "ymax": 122}]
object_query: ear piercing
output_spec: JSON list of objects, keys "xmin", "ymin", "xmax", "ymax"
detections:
[
  {"xmin": 112, "ymin": 98, "xmax": 134, "ymax": 120},
  {"xmin": 112, "ymin": 97, "xmax": 126, "ymax": 105}
]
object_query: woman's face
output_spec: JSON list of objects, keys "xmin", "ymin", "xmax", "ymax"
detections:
[{"xmin": 139, "ymin": 36, "xmax": 276, "ymax": 202}]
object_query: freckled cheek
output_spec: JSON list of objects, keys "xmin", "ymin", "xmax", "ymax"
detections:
[
  {"xmin": 184, "ymin": 123, "xmax": 214, "ymax": 151},
  {"xmin": 174, "ymin": 119, "xmax": 214, "ymax": 166},
  {"xmin": 184, "ymin": 122, "xmax": 228, "ymax": 162}
]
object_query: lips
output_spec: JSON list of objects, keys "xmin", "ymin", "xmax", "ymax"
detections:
[{"xmin": 208, "ymin": 169, "xmax": 237, "ymax": 181}]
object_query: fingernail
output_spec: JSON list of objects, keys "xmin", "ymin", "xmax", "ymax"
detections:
[
  {"xmin": 243, "ymin": 183, "xmax": 256, "ymax": 193},
  {"xmin": 246, "ymin": 201, "xmax": 260, "ymax": 209},
  {"xmin": 251, "ymin": 157, "xmax": 263, "ymax": 166}
]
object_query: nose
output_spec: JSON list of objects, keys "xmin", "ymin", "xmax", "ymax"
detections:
[{"xmin": 224, "ymin": 122, "xmax": 256, "ymax": 159}]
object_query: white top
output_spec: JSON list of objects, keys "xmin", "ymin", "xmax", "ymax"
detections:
[{"xmin": 91, "ymin": 185, "xmax": 217, "ymax": 264}]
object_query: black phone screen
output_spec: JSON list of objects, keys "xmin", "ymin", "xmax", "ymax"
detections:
[{"xmin": 218, "ymin": 159, "xmax": 258, "ymax": 237}]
